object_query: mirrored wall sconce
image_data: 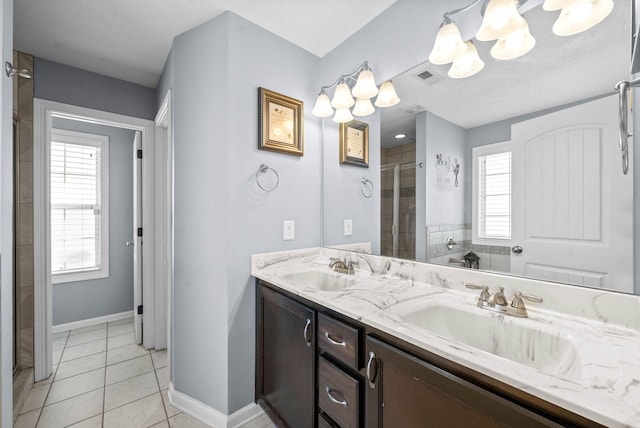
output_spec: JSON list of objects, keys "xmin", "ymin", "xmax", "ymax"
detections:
[
  {"xmin": 312, "ymin": 61, "xmax": 400, "ymax": 123},
  {"xmin": 429, "ymin": 0, "xmax": 613, "ymax": 79}
]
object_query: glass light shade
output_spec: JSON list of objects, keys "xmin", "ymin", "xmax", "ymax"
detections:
[
  {"xmin": 352, "ymin": 69, "xmax": 379, "ymax": 99},
  {"xmin": 476, "ymin": 0, "xmax": 523, "ymax": 41},
  {"xmin": 428, "ymin": 21, "xmax": 468, "ymax": 65},
  {"xmin": 375, "ymin": 80, "xmax": 400, "ymax": 107},
  {"xmin": 352, "ymin": 98, "xmax": 375, "ymax": 117},
  {"xmin": 543, "ymin": 0, "xmax": 574, "ymax": 10},
  {"xmin": 448, "ymin": 41, "xmax": 485, "ymax": 79},
  {"xmin": 552, "ymin": 0, "xmax": 613, "ymax": 36},
  {"xmin": 333, "ymin": 108, "xmax": 354, "ymax": 123},
  {"xmin": 490, "ymin": 20, "xmax": 536, "ymax": 60},
  {"xmin": 311, "ymin": 91, "xmax": 334, "ymax": 117},
  {"xmin": 331, "ymin": 82, "xmax": 355, "ymax": 109}
]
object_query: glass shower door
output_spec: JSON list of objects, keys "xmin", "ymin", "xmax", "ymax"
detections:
[{"xmin": 380, "ymin": 162, "xmax": 416, "ymax": 259}]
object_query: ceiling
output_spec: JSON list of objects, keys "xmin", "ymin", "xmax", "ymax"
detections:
[
  {"xmin": 381, "ymin": 0, "xmax": 631, "ymax": 148},
  {"xmin": 14, "ymin": 0, "xmax": 398, "ymax": 88}
]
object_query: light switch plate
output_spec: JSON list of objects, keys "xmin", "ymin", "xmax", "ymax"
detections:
[
  {"xmin": 344, "ymin": 219, "xmax": 353, "ymax": 236},
  {"xmin": 283, "ymin": 220, "xmax": 295, "ymax": 240}
]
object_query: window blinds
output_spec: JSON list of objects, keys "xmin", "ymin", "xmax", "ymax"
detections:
[
  {"xmin": 50, "ymin": 141, "xmax": 102, "ymax": 275},
  {"xmin": 478, "ymin": 151, "xmax": 511, "ymax": 239}
]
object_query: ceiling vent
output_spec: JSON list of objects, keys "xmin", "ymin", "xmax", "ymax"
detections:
[
  {"xmin": 401, "ymin": 103, "xmax": 427, "ymax": 116},
  {"xmin": 414, "ymin": 68, "xmax": 443, "ymax": 87}
]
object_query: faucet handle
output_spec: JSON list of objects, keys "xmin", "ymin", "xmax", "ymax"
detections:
[
  {"xmin": 511, "ymin": 292, "xmax": 543, "ymax": 309},
  {"xmin": 465, "ymin": 283, "xmax": 490, "ymax": 302}
]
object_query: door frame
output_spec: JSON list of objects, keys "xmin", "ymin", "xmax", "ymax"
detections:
[{"xmin": 33, "ymin": 99, "xmax": 156, "ymax": 381}]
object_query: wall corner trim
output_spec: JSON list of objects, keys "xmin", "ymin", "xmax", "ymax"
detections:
[
  {"xmin": 51, "ymin": 310, "xmax": 134, "ymax": 334},
  {"xmin": 167, "ymin": 383, "xmax": 264, "ymax": 428}
]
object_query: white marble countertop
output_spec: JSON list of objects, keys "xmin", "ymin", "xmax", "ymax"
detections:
[{"xmin": 251, "ymin": 247, "xmax": 640, "ymax": 428}]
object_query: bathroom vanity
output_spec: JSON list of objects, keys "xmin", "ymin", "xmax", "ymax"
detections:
[{"xmin": 252, "ymin": 248, "xmax": 640, "ymax": 428}]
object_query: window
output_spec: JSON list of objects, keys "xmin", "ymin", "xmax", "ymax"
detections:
[
  {"xmin": 473, "ymin": 142, "xmax": 511, "ymax": 243},
  {"xmin": 50, "ymin": 129, "xmax": 109, "ymax": 283}
]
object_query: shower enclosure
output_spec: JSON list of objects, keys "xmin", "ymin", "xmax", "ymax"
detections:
[{"xmin": 380, "ymin": 161, "xmax": 416, "ymax": 259}]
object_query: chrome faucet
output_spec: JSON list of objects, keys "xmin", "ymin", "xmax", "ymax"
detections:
[
  {"xmin": 465, "ymin": 283, "xmax": 543, "ymax": 318},
  {"xmin": 329, "ymin": 256, "xmax": 357, "ymax": 275}
]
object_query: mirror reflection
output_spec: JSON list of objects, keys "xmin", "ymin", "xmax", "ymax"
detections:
[{"xmin": 327, "ymin": 0, "xmax": 635, "ymax": 294}]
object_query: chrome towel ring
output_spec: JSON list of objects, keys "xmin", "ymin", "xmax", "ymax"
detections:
[
  {"xmin": 256, "ymin": 164, "xmax": 279, "ymax": 192},
  {"xmin": 361, "ymin": 178, "xmax": 374, "ymax": 198}
]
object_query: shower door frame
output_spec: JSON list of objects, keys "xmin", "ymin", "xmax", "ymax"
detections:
[{"xmin": 381, "ymin": 160, "xmax": 416, "ymax": 258}]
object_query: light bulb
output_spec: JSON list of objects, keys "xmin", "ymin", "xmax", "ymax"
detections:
[
  {"xmin": 477, "ymin": 0, "xmax": 523, "ymax": 41},
  {"xmin": 448, "ymin": 41, "xmax": 485, "ymax": 79},
  {"xmin": 552, "ymin": 0, "xmax": 613, "ymax": 36},
  {"xmin": 491, "ymin": 20, "xmax": 536, "ymax": 60},
  {"xmin": 352, "ymin": 98, "xmax": 375, "ymax": 117},
  {"xmin": 333, "ymin": 108, "xmax": 354, "ymax": 123},
  {"xmin": 331, "ymin": 82, "xmax": 355, "ymax": 109},
  {"xmin": 311, "ymin": 91, "xmax": 334, "ymax": 117},
  {"xmin": 352, "ymin": 68, "xmax": 379, "ymax": 99},
  {"xmin": 428, "ymin": 21, "xmax": 468, "ymax": 65},
  {"xmin": 375, "ymin": 80, "xmax": 400, "ymax": 108}
]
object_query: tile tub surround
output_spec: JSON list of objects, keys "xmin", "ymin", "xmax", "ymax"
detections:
[{"xmin": 251, "ymin": 248, "xmax": 640, "ymax": 427}]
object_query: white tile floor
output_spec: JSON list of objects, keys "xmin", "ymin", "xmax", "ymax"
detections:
[{"xmin": 14, "ymin": 318, "xmax": 274, "ymax": 428}]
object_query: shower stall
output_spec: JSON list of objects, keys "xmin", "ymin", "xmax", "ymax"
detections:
[{"xmin": 380, "ymin": 161, "xmax": 416, "ymax": 259}]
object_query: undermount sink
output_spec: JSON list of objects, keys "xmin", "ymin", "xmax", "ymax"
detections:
[
  {"xmin": 388, "ymin": 298, "xmax": 580, "ymax": 377},
  {"xmin": 283, "ymin": 270, "xmax": 359, "ymax": 292}
]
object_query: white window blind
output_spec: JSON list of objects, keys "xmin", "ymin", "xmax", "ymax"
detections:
[
  {"xmin": 478, "ymin": 151, "xmax": 511, "ymax": 239},
  {"xmin": 50, "ymin": 129, "xmax": 109, "ymax": 283}
]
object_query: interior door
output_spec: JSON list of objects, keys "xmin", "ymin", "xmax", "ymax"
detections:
[
  {"xmin": 511, "ymin": 95, "xmax": 633, "ymax": 292},
  {"xmin": 133, "ymin": 131, "xmax": 143, "ymax": 343}
]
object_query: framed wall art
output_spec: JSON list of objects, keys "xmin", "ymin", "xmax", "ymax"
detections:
[
  {"xmin": 340, "ymin": 120, "xmax": 369, "ymax": 167},
  {"xmin": 258, "ymin": 87, "xmax": 304, "ymax": 156}
]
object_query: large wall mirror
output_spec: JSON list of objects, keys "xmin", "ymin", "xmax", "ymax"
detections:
[{"xmin": 323, "ymin": 0, "xmax": 637, "ymax": 295}]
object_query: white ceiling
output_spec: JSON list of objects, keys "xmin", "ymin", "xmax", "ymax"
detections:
[
  {"xmin": 381, "ymin": 0, "xmax": 631, "ymax": 147},
  {"xmin": 14, "ymin": 0, "xmax": 398, "ymax": 88}
]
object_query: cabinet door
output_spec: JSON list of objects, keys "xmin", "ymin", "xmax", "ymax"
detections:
[
  {"xmin": 256, "ymin": 284, "xmax": 315, "ymax": 428},
  {"xmin": 365, "ymin": 336, "xmax": 562, "ymax": 428}
]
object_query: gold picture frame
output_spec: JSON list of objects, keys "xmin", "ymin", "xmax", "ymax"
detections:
[
  {"xmin": 258, "ymin": 87, "xmax": 304, "ymax": 156},
  {"xmin": 339, "ymin": 120, "xmax": 369, "ymax": 167}
]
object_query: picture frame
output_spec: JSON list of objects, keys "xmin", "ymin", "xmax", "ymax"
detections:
[
  {"xmin": 258, "ymin": 87, "xmax": 304, "ymax": 156},
  {"xmin": 339, "ymin": 120, "xmax": 369, "ymax": 167}
]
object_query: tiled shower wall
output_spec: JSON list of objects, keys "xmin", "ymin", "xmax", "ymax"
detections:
[
  {"xmin": 426, "ymin": 224, "xmax": 511, "ymax": 273},
  {"xmin": 13, "ymin": 51, "xmax": 34, "ymax": 370}
]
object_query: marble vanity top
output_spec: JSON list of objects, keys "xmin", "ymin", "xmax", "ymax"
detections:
[{"xmin": 251, "ymin": 247, "xmax": 640, "ymax": 428}]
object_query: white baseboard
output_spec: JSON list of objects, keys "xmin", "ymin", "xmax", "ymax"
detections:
[
  {"xmin": 52, "ymin": 310, "xmax": 134, "ymax": 334},
  {"xmin": 168, "ymin": 383, "xmax": 265, "ymax": 428}
]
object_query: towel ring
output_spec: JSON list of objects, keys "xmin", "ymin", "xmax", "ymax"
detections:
[
  {"xmin": 361, "ymin": 178, "xmax": 374, "ymax": 198},
  {"xmin": 256, "ymin": 164, "xmax": 279, "ymax": 192}
]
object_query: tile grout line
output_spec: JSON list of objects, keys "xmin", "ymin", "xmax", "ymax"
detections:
[
  {"xmin": 103, "ymin": 322, "xmax": 110, "ymax": 427},
  {"xmin": 150, "ymin": 350, "xmax": 171, "ymax": 425},
  {"xmin": 32, "ymin": 331, "xmax": 66, "ymax": 427}
]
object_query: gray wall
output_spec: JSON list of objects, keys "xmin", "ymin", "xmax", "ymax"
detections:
[
  {"xmin": 0, "ymin": 0, "xmax": 13, "ymax": 423},
  {"xmin": 163, "ymin": 12, "xmax": 322, "ymax": 413},
  {"xmin": 424, "ymin": 112, "xmax": 465, "ymax": 226},
  {"xmin": 51, "ymin": 118, "xmax": 135, "ymax": 325},
  {"xmin": 34, "ymin": 58, "xmax": 157, "ymax": 120}
]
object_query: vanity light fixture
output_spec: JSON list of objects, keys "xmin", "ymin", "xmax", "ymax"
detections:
[
  {"xmin": 429, "ymin": 0, "xmax": 613, "ymax": 78},
  {"xmin": 312, "ymin": 61, "xmax": 400, "ymax": 123}
]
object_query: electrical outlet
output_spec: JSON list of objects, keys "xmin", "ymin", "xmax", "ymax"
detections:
[
  {"xmin": 283, "ymin": 220, "xmax": 295, "ymax": 240},
  {"xmin": 344, "ymin": 219, "xmax": 353, "ymax": 236}
]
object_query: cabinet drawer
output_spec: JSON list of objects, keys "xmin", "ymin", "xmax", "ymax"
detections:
[
  {"xmin": 318, "ymin": 357, "xmax": 360, "ymax": 428},
  {"xmin": 318, "ymin": 312, "xmax": 360, "ymax": 370}
]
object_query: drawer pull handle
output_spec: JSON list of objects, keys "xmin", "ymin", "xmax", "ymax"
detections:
[
  {"xmin": 325, "ymin": 387, "xmax": 348, "ymax": 407},
  {"xmin": 303, "ymin": 319, "xmax": 312, "ymax": 348},
  {"xmin": 366, "ymin": 351, "xmax": 377, "ymax": 389},
  {"xmin": 324, "ymin": 332, "xmax": 346, "ymax": 347}
]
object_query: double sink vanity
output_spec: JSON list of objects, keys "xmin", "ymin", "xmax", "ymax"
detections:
[{"xmin": 252, "ymin": 247, "xmax": 640, "ymax": 427}]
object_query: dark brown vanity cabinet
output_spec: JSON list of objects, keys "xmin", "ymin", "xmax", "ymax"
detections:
[
  {"xmin": 364, "ymin": 336, "xmax": 562, "ymax": 428},
  {"xmin": 256, "ymin": 284, "xmax": 316, "ymax": 427},
  {"xmin": 256, "ymin": 281, "xmax": 601, "ymax": 428}
]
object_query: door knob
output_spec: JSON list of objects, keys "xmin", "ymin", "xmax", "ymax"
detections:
[
  {"xmin": 126, "ymin": 241, "xmax": 135, "ymax": 247},
  {"xmin": 511, "ymin": 246, "xmax": 523, "ymax": 254}
]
